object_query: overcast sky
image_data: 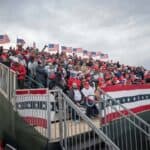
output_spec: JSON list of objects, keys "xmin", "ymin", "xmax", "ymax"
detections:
[{"xmin": 0, "ymin": 0, "xmax": 150, "ymax": 69}]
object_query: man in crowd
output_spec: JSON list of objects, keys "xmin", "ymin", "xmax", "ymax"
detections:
[
  {"xmin": 10, "ymin": 57, "xmax": 26, "ymax": 89},
  {"xmin": 69, "ymin": 82, "xmax": 83, "ymax": 122},
  {"xmin": 81, "ymin": 82, "xmax": 98, "ymax": 118},
  {"xmin": 27, "ymin": 56, "xmax": 38, "ymax": 88}
]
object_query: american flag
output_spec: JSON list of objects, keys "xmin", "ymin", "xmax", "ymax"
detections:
[
  {"xmin": 73, "ymin": 48, "xmax": 83, "ymax": 53},
  {"xmin": 100, "ymin": 53, "xmax": 108, "ymax": 59},
  {"xmin": 61, "ymin": 46, "xmax": 72, "ymax": 53},
  {"xmin": 0, "ymin": 34, "xmax": 10, "ymax": 44},
  {"xmin": 83, "ymin": 50, "xmax": 88, "ymax": 55},
  {"xmin": 48, "ymin": 44, "xmax": 59, "ymax": 51},
  {"xmin": 91, "ymin": 51, "xmax": 96, "ymax": 57},
  {"xmin": 17, "ymin": 38, "xmax": 25, "ymax": 45}
]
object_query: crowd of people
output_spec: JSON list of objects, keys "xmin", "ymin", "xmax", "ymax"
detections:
[{"xmin": 0, "ymin": 45, "xmax": 150, "ymax": 119}]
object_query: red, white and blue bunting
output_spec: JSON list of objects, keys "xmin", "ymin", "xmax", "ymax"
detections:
[{"xmin": 101, "ymin": 84, "xmax": 150, "ymax": 123}]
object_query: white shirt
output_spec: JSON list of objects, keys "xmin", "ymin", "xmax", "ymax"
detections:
[
  {"xmin": 74, "ymin": 89, "xmax": 82, "ymax": 101},
  {"xmin": 81, "ymin": 86, "xmax": 95, "ymax": 100}
]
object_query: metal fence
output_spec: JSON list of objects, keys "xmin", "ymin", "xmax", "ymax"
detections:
[
  {"xmin": 14, "ymin": 88, "xmax": 120, "ymax": 150},
  {"xmin": 0, "ymin": 63, "xmax": 16, "ymax": 100},
  {"xmin": 13, "ymin": 86, "xmax": 150, "ymax": 150},
  {"xmin": 98, "ymin": 88, "xmax": 150, "ymax": 150},
  {"xmin": 5, "ymin": 144, "xmax": 16, "ymax": 150},
  {"xmin": 55, "ymin": 88, "xmax": 120, "ymax": 150}
]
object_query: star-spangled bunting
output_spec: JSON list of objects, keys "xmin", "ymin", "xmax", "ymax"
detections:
[
  {"xmin": 16, "ymin": 101, "xmax": 56, "ymax": 111},
  {"xmin": 101, "ymin": 94, "xmax": 150, "ymax": 109}
]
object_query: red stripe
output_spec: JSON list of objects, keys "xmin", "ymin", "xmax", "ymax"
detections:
[
  {"xmin": 16, "ymin": 89, "xmax": 47, "ymax": 95},
  {"xmin": 101, "ymin": 104, "xmax": 150, "ymax": 124},
  {"xmin": 102, "ymin": 84, "xmax": 150, "ymax": 92},
  {"xmin": 16, "ymin": 90, "xmax": 29, "ymax": 95},
  {"xmin": 23, "ymin": 117, "xmax": 47, "ymax": 128},
  {"xmin": 29, "ymin": 89, "xmax": 47, "ymax": 94}
]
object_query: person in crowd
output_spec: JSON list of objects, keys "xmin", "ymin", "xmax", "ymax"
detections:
[
  {"xmin": 68, "ymin": 71, "xmax": 81, "ymax": 88},
  {"xmin": 1, "ymin": 44, "xmax": 149, "ymax": 96},
  {"xmin": 0, "ymin": 46, "xmax": 4, "ymax": 62},
  {"xmin": 17, "ymin": 54, "xmax": 27, "ymax": 67},
  {"xmin": 35, "ymin": 61, "xmax": 47, "ymax": 88},
  {"xmin": 69, "ymin": 82, "xmax": 83, "ymax": 106},
  {"xmin": 10, "ymin": 57, "xmax": 26, "ymax": 89},
  {"xmin": 144, "ymin": 70, "xmax": 150, "ymax": 83},
  {"xmin": 81, "ymin": 82, "xmax": 98, "ymax": 118},
  {"xmin": 69, "ymin": 82, "xmax": 83, "ymax": 122},
  {"xmin": 45, "ymin": 62, "xmax": 56, "ymax": 88},
  {"xmin": 27, "ymin": 56, "xmax": 38, "ymax": 88}
]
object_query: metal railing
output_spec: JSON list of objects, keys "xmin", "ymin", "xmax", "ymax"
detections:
[
  {"xmin": 98, "ymin": 88, "xmax": 150, "ymax": 150},
  {"xmin": 5, "ymin": 144, "xmax": 16, "ymax": 150},
  {"xmin": 0, "ymin": 63, "xmax": 16, "ymax": 100},
  {"xmin": 24, "ymin": 75, "xmax": 45, "ymax": 89},
  {"xmin": 14, "ymin": 87, "xmax": 120, "ymax": 149},
  {"xmin": 55, "ymin": 87, "xmax": 120, "ymax": 150}
]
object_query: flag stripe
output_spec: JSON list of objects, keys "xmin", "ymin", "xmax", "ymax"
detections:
[
  {"xmin": 16, "ymin": 89, "xmax": 47, "ymax": 95},
  {"xmin": 100, "ymin": 99, "xmax": 150, "ymax": 114},
  {"xmin": 101, "ymin": 104, "xmax": 150, "ymax": 124},
  {"xmin": 102, "ymin": 84, "xmax": 150, "ymax": 92},
  {"xmin": 107, "ymin": 89, "xmax": 150, "ymax": 98},
  {"xmin": 23, "ymin": 117, "xmax": 47, "ymax": 128}
]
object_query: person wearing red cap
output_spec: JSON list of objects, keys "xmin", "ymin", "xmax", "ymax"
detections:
[{"xmin": 11, "ymin": 58, "xmax": 26, "ymax": 89}]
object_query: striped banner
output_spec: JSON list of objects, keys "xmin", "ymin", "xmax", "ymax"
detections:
[
  {"xmin": 101, "ymin": 84, "xmax": 150, "ymax": 123},
  {"xmin": 15, "ymin": 89, "xmax": 57, "ymax": 128}
]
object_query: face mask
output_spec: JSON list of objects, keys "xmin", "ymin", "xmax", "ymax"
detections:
[{"xmin": 73, "ymin": 87, "xmax": 78, "ymax": 89}]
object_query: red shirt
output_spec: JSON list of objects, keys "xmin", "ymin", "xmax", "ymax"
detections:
[{"xmin": 11, "ymin": 64, "xmax": 26, "ymax": 80}]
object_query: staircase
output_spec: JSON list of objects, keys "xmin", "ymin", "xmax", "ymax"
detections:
[{"xmin": 56, "ymin": 89, "xmax": 120, "ymax": 150}]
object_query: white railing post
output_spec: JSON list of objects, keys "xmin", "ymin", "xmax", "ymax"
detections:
[
  {"xmin": 58, "ymin": 89, "xmax": 63, "ymax": 147},
  {"xmin": 47, "ymin": 92, "xmax": 51, "ymax": 141}
]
